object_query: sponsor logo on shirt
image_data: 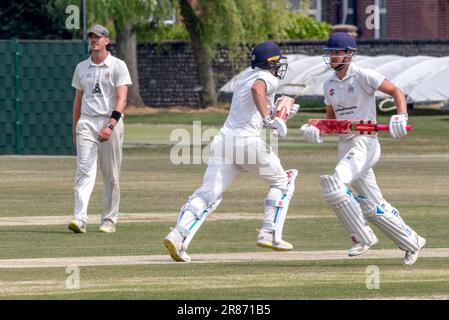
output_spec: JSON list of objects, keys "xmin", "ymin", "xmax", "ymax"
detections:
[{"xmin": 335, "ymin": 105, "xmax": 357, "ymax": 116}]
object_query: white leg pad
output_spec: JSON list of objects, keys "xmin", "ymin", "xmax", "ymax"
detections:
[
  {"xmin": 262, "ymin": 169, "xmax": 298, "ymax": 243},
  {"xmin": 321, "ymin": 175, "xmax": 377, "ymax": 245},
  {"xmin": 175, "ymin": 192, "xmax": 222, "ymax": 250},
  {"xmin": 356, "ymin": 195, "xmax": 419, "ymax": 252}
]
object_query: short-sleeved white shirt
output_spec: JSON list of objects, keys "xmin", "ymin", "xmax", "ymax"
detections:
[
  {"xmin": 72, "ymin": 52, "xmax": 132, "ymax": 117},
  {"xmin": 221, "ymin": 68, "xmax": 279, "ymax": 136},
  {"xmin": 323, "ymin": 63, "xmax": 385, "ymax": 122}
]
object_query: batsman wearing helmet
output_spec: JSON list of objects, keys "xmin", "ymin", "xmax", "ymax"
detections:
[
  {"xmin": 300, "ymin": 32, "xmax": 425, "ymax": 265},
  {"xmin": 164, "ymin": 41, "xmax": 300, "ymax": 262}
]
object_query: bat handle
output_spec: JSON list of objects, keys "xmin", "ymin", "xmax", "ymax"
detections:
[{"xmin": 376, "ymin": 124, "xmax": 413, "ymax": 131}]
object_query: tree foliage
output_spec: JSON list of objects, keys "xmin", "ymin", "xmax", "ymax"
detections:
[
  {"xmin": 0, "ymin": 0, "xmax": 73, "ymax": 39},
  {"xmin": 284, "ymin": 13, "xmax": 331, "ymax": 40},
  {"xmin": 87, "ymin": 0, "xmax": 172, "ymax": 30},
  {"xmin": 194, "ymin": 0, "xmax": 291, "ymax": 58}
]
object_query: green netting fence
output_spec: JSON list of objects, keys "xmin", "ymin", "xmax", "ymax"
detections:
[{"xmin": 0, "ymin": 40, "xmax": 86, "ymax": 155}]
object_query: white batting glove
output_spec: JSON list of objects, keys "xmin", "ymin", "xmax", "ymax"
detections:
[
  {"xmin": 389, "ymin": 112, "xmax": 408, "ymax": 138},
  {"xmin": 300, "ymin": 124, "xmax": 322, "ymax": 144},
  {"xmin": 287, "ymin": 104, "xmax": 300, "ymax": 120},
  {"xmin": 263, "ymin": 116, "xmax": 288, "ymax": 137}
]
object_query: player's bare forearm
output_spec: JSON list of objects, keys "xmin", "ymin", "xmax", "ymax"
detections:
[
  {"xmin": 326, "ymin": 105, "xmax": 336, "ymax": 119},
  {"xmin": 109, "ymin": 85, "xmax": 128, "ymax": 126},
  {"xmin": 251, "ymin": 80, "xmax": 270, "ymax": 118},
  {"xmin": 378, "ymin": 79, "xmax": 407, "ymax": 114},
  {"xmin": 98, "ymin": 86, "xmax": 128, "ymax": 142}
]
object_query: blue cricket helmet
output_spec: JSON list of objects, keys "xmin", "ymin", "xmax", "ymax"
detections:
[
  {"xmin": 251, "ymin": 41, "xmax": 288, "ymax": 79},
  {"xmin": 323, "ymin": 32, "xmax": 357, "ymax": 51}
]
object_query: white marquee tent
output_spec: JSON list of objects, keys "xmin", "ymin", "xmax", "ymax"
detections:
[{"xmin": 219, "ymin": 55, "xmax": 449, "ymax": 104}]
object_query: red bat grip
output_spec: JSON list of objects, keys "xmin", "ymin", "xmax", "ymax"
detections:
[{"xmin": 376, "ymin": 124, "xmax": 413, "ymax": 131}]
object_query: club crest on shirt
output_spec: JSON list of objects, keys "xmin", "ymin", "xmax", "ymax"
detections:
[{"xmin": 329, "ymin": 88, "xmax": 335, "ymax": 96}]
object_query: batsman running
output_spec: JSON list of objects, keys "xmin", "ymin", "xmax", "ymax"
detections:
[
  {"xmin": 300, "ymin": 32, "xmax": 426, "ymax": 266},
  {"xmin": 164, "ymin": 41, "xmax": 300, "ymax": 262}
]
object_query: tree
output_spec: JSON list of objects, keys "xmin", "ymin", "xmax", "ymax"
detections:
[
  {"xmin": 178, "ymin": 0, "xmax": 291, "ymax": 108},
  {"xmin": 89, "ymin": 0, "xmax": 172, "ymax": 107},
  {"xmin": 0, "ymin": 0, "xmax": 73, "ymax": 39}
]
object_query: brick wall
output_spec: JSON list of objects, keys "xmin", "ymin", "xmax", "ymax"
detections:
[
  {"xmin": 324, "ymin": 0, "xmax": 449, "ymax": 40},
  {"xmin": 357, "ymin": 0, "xmax": 375, "ymax": 39}
]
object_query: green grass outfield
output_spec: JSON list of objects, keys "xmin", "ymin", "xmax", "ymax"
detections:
[{"xmin": 0, "ymin": 111, "xmax": 448, "ymax": 299}]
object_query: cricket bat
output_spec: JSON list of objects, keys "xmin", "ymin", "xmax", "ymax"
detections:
[
  {"xmin": 274, "ymin": 95, "xmax": 295, "ymax": 122},
  {"xmin": 308, "ymin": 119, "xmax": 413, "ymax": 135}
]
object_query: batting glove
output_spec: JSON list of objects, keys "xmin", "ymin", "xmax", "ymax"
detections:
[
  {"xmin": 263, "ymin": 116, "xmax": 288, "ymax": 138},
  {"xmin": 287, "ymin": 104, "xmax": 301, "ymax": 120},
  {"xmin": 389, "ymin": 112, "xmax": 408, "ymax": 138},
  {"xmin": 300, "ymin": 124, "xmax": 322, "ymax": 144}
]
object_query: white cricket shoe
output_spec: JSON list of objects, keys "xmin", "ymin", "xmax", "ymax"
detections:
[
  {"xmin": 163, "ymin": 229, "xmax": 191, "ymax": 263},
  {"xmin": 348, "ymin": 236, "xmax": 378, "ymax": 257},
  {"xmin": 99, "ymin": 220, "xmax": 116, "ymax": 233},
  {"xmin": 256, "ymin": 229, "xmax": 293, "ymax": 252},
  {"xmin": 404, "ymin": 235, "xmax": 426, "ymax": 266},
  {"xmin": 68, "ymin": 219, "xmax": 87, "ymax": 234}
]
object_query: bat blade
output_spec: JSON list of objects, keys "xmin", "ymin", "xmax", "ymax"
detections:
[
  {"xmin": 308, "ymin": 119, "xmax": 356, "ymax": 134},
  {"xmin": 274, "ymin": 95, "xmax": 295, "ymax": 122},
  {"xmin": 308, "ymin": 119, "xmax": 413, "ymax": 135}
]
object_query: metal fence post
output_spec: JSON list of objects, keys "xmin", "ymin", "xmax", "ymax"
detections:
[{"xmin": 14, "ymin": 38, "xmax": 21, "ymax": 155}]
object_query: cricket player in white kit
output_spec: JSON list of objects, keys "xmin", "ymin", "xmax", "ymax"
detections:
[
  {"xmin": 69, "ymin": 25, "xmax": 132, "ymax": 234},
  {"xmin": 164, "ymin": 42, "xmax": 300, "ymax": 262},
  {"xmin": 300, "ymin": 33, "xmax": 426, "ymax": 265}
]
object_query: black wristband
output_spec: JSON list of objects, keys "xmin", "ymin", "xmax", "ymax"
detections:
[
  {"xmin": 107, "ymin": 124, "xmax": 114, "ymax": 130},
  {"xmin": 110, "ymin": 110, "xmax": 122, "ymax": 122}
]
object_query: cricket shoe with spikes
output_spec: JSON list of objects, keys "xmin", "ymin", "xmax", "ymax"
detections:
[
  {"xmin": 404, "ymin": 235, "xmax": 426, "ymax": 266},
  {"xmin": 163, "ymin": 228, "xmax": 191, "ymax": 263},
  {"xmin": 256, "ymin": 229, "xmax": 293, "ymax": 251},
  {"xmin": 348, "ymin": 235, "xmax": 378, "ymax": 257}
]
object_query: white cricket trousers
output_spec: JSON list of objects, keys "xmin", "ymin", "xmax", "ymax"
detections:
[
  {"xmin": 74, "ymin": 115, "xmax": 124, "ymax": 224},
  {"xmin": 195, "ymin": 132, "xmax": 289, "ymax": 205},
  {"xmin": 334, "ymin": 135, "xmax": 384, "ymax": 202}
]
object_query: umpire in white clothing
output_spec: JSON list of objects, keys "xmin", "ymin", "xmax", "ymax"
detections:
[{"xmin": 69, "ymin": 24, "xmax": 132, "ymax": 234}]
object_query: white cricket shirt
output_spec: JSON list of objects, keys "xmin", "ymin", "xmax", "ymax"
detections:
[
  {"xmin": 221, "ymin": 68, "xmax": 279, "ymax": 136},
  {"xmin": 72, "ymin": 52, "xmax": 132, "ymax": 117},
  {"xmin": 323, "ymin": 63, "xmax": 385, "ymax": 122}
]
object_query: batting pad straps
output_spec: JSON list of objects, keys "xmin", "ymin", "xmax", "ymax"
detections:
[
  {"xmin": 263, "ymin": 169, "xmax": 298, "ymax": 243},
  {"xmin": 356, "ymin": 195, "xmax": 419, "ymax": 252},
  {"xmin": 321, "ymin": 175, "xmax": 377, "ymax": 245},
  {"xmin": 264, "ymin": 199, "xmax": 285, "ymax": 208},
  {"xmin": 177, "ymin": 195, "xmax": 222, "ymax": 251},
  {"xmin": 321, "ymin": 175, "xmax": 351, "ymax": 206}
]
